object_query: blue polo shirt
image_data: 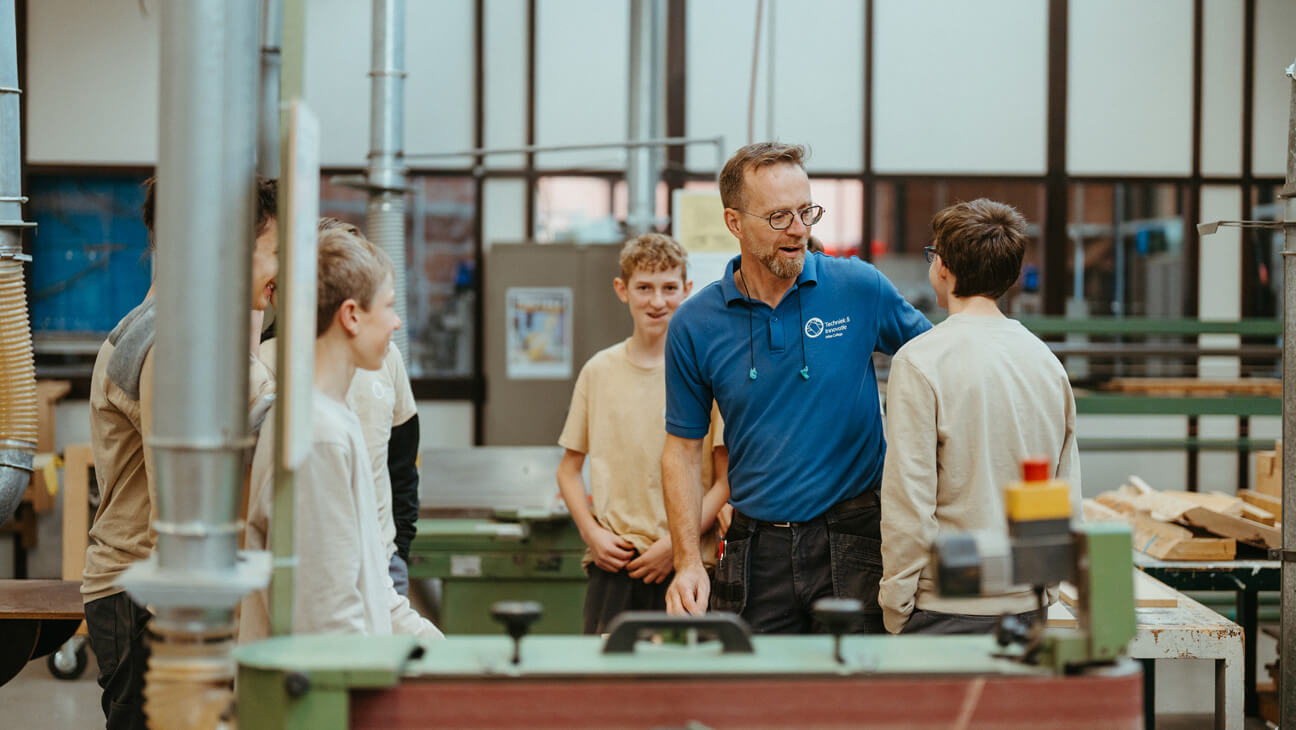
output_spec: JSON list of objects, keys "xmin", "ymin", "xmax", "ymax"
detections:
[{"xmin": 665, "ymin": 252, "xmax": 930, "ymax": 522}]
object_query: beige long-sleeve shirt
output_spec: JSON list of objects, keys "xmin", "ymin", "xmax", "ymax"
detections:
[
  {"xmin": 879, "ymin": 314, "xmax": 1081, "ymax": 633},
  {"xmin": 259, "ymin": 341, "xmax": 416, "ymax": 559},
  {"xmin": 239, "ymin": 392, "xmax": 442, "ymax": 642}
]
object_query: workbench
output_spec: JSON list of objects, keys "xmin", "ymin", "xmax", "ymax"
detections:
[
  {"xmin": 235, "ymin": 631, "xmax": 1144, "ymax": 729},
  {"xmin": 1135, "ymin": 554, "xmax": 1277, "ymax": 719},
  {"xmin": 1051, "ymin": 568, "xmax": 1246, "ymax": 729},
  {"xmin": 0, "ymin": 579, "xmax": 83, "ymax": 686}
]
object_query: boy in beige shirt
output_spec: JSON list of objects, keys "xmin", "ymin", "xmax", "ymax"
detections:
[
  {"xmin": 239, "ymin": 225, "xmax": 441, "ymax": 642},
  {"xmin": 879, "ymin": 198, "xmax": 1081, "ymax": 635},
  {"xmin": 82, "ymin": 177, "xmax": 278, "ymax": 730},
  {"xmin": 557, "ymin": 234, "xmax": 728, "ymax": 634}
]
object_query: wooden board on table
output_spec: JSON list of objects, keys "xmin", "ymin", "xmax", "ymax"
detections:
[
  {"xmin": 1175, "ymin": 506, "xmax": 1281, "ymax": 549},
  {"xmin": 1133, "ymin": 516, "xmax": 1236, "ymax": 561},
  {"xmin": 1239, "ymin": 489, "xmax": 1281, "ymax": 522},
  {"xmin": 1059, "ymin": 571, "xmax": 1179, "ymax": 610},
  {"xmin": 1046, "ymin": 602, "xmax": 1076, "ymax": 629},
  {"xmin": 0, "ymin": 580, "xmax": 84, "ymax": 620}
]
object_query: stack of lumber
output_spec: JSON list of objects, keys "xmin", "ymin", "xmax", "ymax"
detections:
[{"xmin": 1085, "ymin": 476, "xmax": 1281, "ymax": 561}]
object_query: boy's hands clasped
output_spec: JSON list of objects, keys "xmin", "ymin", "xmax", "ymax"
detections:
[
  {"xmin": 584, "ymin": 524, "xmax": 636, "ymax": 573},
  {"xmin": 626, "ymin": 537, "xmax": 673, "ymax": 584}
]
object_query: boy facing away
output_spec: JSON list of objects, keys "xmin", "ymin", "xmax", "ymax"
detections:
[
  {"xmin": 239, "ymin": 225, "xmax": 441, "ymax": 641},
  {"xmin": 557, "ymin": 233, "xmax": 728, "ymax": 635},
  {"xmin": 878, "ymin": 198, "xmax": 1081, "ymax": 635}
]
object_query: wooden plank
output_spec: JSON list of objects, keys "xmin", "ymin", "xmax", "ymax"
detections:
[
  {"xmin": 1239, "ymin": 489, "xmax": 1282, "ymax": 521},
  {"xmin": 1239, "ymin": 502, "xmax": 1276, "ymax": 526},
  {"xmin": 1132, "ymin": 516, "xmax": 1236, "ymax": 561},
  {"xmin": 1161, "ymin": 491, "xmax": 1245, "ymax": 518},
  {"xmin": 61, "ymin": 444, "xmax": 94, "ymax": 584},
  {"xmin": 1046, "ymin": 602, "xmax": 1077, "ymax": 629},
  {"xmin": 1059, "ymin": 572, "xmax": 1179, "ymax": 610},
  {"xmin": 0, "ymin": 580, "xmax": 84, "ymax": 620},
  {"xmin": 1102, "ymin": 377, "xmax": 1281, "ymax": 397},
  {"xmin": 1083, "ymin": 498, "xmax": 1126, "ymax": 522},
  {"xmin": 1255, "ymin": 449, "xmax": 1280, "ymax": 498},
  {"xmin": 1096, "ymin": 491, "xmax": 1139, "ymax": 515},
  {"xmin": 1126, "ymin": 476, "xmax": 1157, "ymax": 496},
  {"xmin": 1133, "ymin": 571, "xmax": 1180, "ymax": 608},
  {"xmin": 1176, "ymin": 506, "xmax": 1281, "ymax": 549}
]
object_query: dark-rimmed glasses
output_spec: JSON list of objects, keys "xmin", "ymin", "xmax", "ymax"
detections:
[
  {"xmin": 923, "ymin": 246, "xmax": 939, "ymax": 263},
  {"xmin": 732, "ymin": 204, "xmax": 825, "ymax": 231}
]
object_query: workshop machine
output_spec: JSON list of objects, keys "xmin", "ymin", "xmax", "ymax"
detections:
[
  {"xmin": 234, "ymin": 459, "xmax": 1142, "ymax": 729},
  {"xmin": 408, "ymin": 447, "xmax": 587, "ymax": 634}
]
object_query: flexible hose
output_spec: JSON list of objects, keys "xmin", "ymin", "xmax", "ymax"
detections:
[{"xmin": 0, "ymin": 258, "xmax": 36, "ymax": 523}]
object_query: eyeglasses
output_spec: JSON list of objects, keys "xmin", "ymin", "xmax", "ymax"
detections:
[
  {"xmin": 732, "ymin": 204, "xmax": 825, "ymax": 231},
  {"xmin": 923, "ymin": 246, "xmax": 939, "ymax": 263}
]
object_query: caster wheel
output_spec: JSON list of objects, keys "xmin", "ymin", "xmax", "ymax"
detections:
[{"xmin": 47, "ymin": 638, "xmax": 87, "ymax": 680}]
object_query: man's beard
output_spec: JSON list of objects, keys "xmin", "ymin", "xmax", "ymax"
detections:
[{"xmin": 758, "ymin": 246, "xmax": 805, "ymax": 280}]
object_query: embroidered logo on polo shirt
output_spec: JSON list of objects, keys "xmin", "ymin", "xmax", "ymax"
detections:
[{"xmin": 811, "ymin": 316, "xmax": 850, "ymax": 339}]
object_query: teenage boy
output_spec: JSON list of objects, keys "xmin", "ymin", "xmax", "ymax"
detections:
[
  {"xmin": 557, "ymin": 233, "xmax": 728, "ymax": 635},
  {"xmin": 239, "ymin": 226, "xmax": 442, "ymax": 641},
  {"xmin": 878, "ymin": 198, "xmax": 1081, "ymax": 635},
  {"xmin": 82, "ymin": 176, "xmax": 277, "ymax": 730},
  {"xmin": 258, "ymin": 217, "xmax": 422, "ymax": 596}
]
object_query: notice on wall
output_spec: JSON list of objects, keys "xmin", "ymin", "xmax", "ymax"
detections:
[
  {"xmin": 672, "ymin": 189, "xmax": 736, "ymax": 254},
  {"xmin": 506, "ymin": 287, "xmax": 573, "ymax": 380}
]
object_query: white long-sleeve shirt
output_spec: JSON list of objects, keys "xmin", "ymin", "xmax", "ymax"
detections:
[
  {"xmin": 879, "ymin": 314, "xmax": 1081, "ymax": 633},
  {"xmin": 239, "ymin": 392, "xmax": 442, "ymax": 642}
]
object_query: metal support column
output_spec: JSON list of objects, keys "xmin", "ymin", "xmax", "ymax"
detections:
[
  {"xmin": 258, "ymin": 0, "xmax": 283, "ymax": 178},
  {"xmin": 1279, "ymin": 57, "xmax": 1296, "ymax": 730},
  {"xmin": 366, "ymin": 0, "xmax": 408, "ymax": 360},
  {"xmin": 626, "ymin": 0, "xmax": 666, "ymax": 237}
]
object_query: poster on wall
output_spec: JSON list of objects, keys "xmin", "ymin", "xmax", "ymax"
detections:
[{"xmin": 505, "ymin": 287, "xmax": 573, "ymax": 379}]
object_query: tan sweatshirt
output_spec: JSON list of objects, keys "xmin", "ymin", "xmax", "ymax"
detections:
[
  {"xmin": 879, "ymin": 314, "xmax": 1081, "ymax": 633},
  {"xmin": 238, "ymin": 392, "xmax": 442, "ymax": 642}
]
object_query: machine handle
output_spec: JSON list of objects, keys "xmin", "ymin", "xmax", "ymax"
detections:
[{"xmin": 601, "ymin": 611, "xmax": 754, "ymax": 654}]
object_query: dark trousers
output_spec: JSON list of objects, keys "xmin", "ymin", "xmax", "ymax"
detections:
[
  {"xmin": 84, "ymin": 592, "xmax": 153, "ymax": 730},
  {"xmin": 711, "ymin": 490, "xmax": 885, "ymax": 634},
  {"xmin": 901, "ymin": 608, "xmax": 1044, "ymax": 635},
  {"xmin": 583, "ymin": 563, "xmax": 672, "ymax": 635}
]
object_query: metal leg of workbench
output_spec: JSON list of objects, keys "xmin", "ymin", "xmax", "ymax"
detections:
[
  {"xmin": 1140, "ymin": 658, "xmax": 1156, "ymax": 730},
  {"xmin": 1238, "ymin": 588, "xmax": 1258, "ymax": 716},
  {"xmin": 1236, "ymin": 416, "xmax": 1250, "ymax": 490},
  {"xmin": 1187, "ymin": 415, "xmax": 1200, "ymax": 492}
]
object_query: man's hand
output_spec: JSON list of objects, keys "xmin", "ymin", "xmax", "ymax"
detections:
[
  {"xmin": 665, "ymin": 563, "xmax": 710, "ymax": 615},
  {"xmin": 626, "ymin": 537, "xmax": 673, "ymax": 584},
  {"xmin": 716, "ymin": 504, "xmax": 734, "ymax": 537},
  {"xmin": 584, "ymin": 525, "xmax": 635, "ymax": 573}
]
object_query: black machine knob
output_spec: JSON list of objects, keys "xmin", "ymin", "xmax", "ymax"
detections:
[
  {"xmin": 491, "ymin": 601, "xmax": 543, "ymax": 665},
  {"xmin": 995, "ymin": 613, "xmax": 1031, "ymax": 648},
  {"xmin": 812, "ymin": 597, "xmax": 862, "ymax": 664}
]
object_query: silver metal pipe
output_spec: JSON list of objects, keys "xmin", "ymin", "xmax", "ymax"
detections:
[
  {"xmin": 0, "ymin": 0, "xmax": 36, "ymax": 526},
  {"xmin": 367, "ymin": 0, "xmax": 408, "ymax": 360},
  {"xmin": 257, "ymin": 0, "xmax": 283, "ymax": 177},
  {"xmin": 626, "ymin": 0, "xmax": 665, "ymax": 236},
  {"xmin": 150, "ymin": 0, "xmax": 257, "ymax": 616},
  {"xmin": 1280, "ymin": 56, "xmax": 1296, "ymax": 730}
]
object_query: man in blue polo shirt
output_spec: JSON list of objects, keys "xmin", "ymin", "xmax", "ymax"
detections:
[{"xmin": 662, "ymin": 142, "xmax": 930, "ymax": 633}]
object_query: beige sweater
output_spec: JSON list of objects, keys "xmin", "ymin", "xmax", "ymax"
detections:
[
  {"xmin": 879, "ymin": 314, "xmax": 1081, "ymax": 633},
  {"xmin": 239, "ymin": 393, "xmax": 442, "ymax": 642}
]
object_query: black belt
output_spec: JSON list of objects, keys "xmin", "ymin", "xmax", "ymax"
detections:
[{"xmin": 734, "ymin": 489, "xmax": 879, "ymax": 530}]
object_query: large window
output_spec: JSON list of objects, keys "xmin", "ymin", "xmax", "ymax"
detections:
[
  {"xmin": 320, "ymin": 175, "xmax": 478, "ymax": 379},
  {"xmin": 870, "ymin": 179, "xmax": 1045, "ymax": 317}
]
